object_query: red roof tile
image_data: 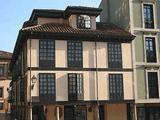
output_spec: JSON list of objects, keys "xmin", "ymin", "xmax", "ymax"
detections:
[
  {"xmin": 22, "ymin": 22, "xmax": 134, "ymax": 39},
  {"xmin": 0, "ymin": 50, "xmax": 12, "ymax": 59}
]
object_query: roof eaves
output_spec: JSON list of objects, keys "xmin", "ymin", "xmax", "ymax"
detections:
[
  {"xmin": 29, "ymin": 9, "xmax": 65, "ymax": 22},
  {"xmin": 10, "ymin": 30, "xmax": 26, "ymax": 71}
]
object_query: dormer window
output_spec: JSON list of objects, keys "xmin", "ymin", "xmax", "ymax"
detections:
[{"xmin": 77, "ymin": 15, "xmax": 91, "ymax": 29}]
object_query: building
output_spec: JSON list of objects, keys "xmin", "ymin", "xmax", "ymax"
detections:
[
  {"xmin": 10, "ymin": 6, "xmax": 135, "ymax": 120},
  {"xmin": 100, "ymin": 0, "xmax": 160, "ymax": 120},
  {"xmin": 0, "ymin": 50, "xmax": 12, "ymax": 114}
]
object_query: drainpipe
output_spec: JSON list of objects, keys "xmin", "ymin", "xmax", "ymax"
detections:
[
  {"xmin": 129, "ymin": 0, "xmax": 137, "ymax": 120},
  {"xmin": 95, "ymin": 41, "xmax": 99, "ymax": 120},
  {"xmin": 29, "ymin": 32, "xmax": 32, "ymax": 120}
]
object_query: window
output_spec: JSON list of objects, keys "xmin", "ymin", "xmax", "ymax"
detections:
[
  {"xmin": 0, "ymin": 103, "xmax": 3, "ymax": 110},
  {"xmin": 137, "ymin": 107, "xmax": 146, "ymax": 120},
  {"xmin": 68, "ymin": 73, "xmax": 83, "ymax": 101},
  {"xmin": 145, "ymin": 37, "xmax": 157, "ymax": 63},
  {"xmin": 39, "ymin": 40, "xmax": 55, "ymax": 68},
  {"xmin": 143, "ymin": 4, "xmax": 154, "ymax": 28},
  {"xmin": 108, "ymin": 42, "xmax": 122, "ymax": 68},
  {"xmin": 20, "ymin": 80, "xmax": 24, "ymax": 101},
  {"xmin": 68, "ymin": 41, "xmax": 83, "ymax": 68},
  {"xmin": 39, "ymin": 73, "xmax": 55, "ymax": 97},
  {"xmin": 77, "ymin": 15, "xmax": 91, "ymax": 29},
  {"xmin": 109, "ymin": 74, "xmax": 124, "ymax": 100},
  {"xmin": 137, "ymin": 107, "xmax": 160, "ymax": 120},
  {"xmin": 0, "ymin": 88, "xmax": 3, "ymax": 97},
  {"xmin": 0, "ymin": 65, "xmax": 4, "ymax": 76},
  {"xmin": 64, "ymin": 106, "xmax": 87, "ymax": 120},
  {"xmin": 148, "ymin": 72, "xmax": 159, "ymax": 98}
]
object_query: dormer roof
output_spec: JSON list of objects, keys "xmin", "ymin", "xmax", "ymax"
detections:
[
  {"xmin": 29, "ymin": 9, "xmax": 64, "ymax": 22},
  {"xmin": 29, "ymin": 6, "xmax": 102, "ymax": 22},
  {"xmin": 65, "ymin": 6, "xmax": 102, "ymax": 17}
]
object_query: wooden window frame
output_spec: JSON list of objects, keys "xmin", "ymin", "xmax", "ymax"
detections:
[
  {"xmin": 39, "ymin": 73, "xmax": 56, "ymax": 101},
  {"xmin": 68, "ymin": 73, "xmax": 84, "ymax": 101},
  {"xmin": 67, "ymin": 41, "xmax": 83, "ymax": 68},
  {"xmin": 77, "ymin": 15, "xmax": 91, "ymax": 29},
  {"xmin": 109, "ymin": 74, "xmax": 124, "ymax": 101},
  {"xmin": 108, "ymin": 42, "xmax": 122, "ymax": 68},
  {"xmin": 39, "ymin": 40, "xmax": 55, "ymax": 68}
]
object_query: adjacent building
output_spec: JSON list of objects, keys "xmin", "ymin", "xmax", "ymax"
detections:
[
  {"xmin": 100, "ymin": 0, "xmax": 160, "ymax": 120},
  {"xmin": 0, "ymin": 50, "xmax": 12, "ymax": 114},
  {"xmin": 10, "ymin": 6, "xmax": 135, "ymax": 120}
]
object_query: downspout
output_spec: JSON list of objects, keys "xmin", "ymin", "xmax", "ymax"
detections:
[
  {"xmin": 129, "ymin": 0, "xmax": 137, "ymax": 120},
  {"xmin": 95, "ymin": 40, "xmax": 99, "ymax": 120},
  {"xmin": 29, "ymin": 32, "xmax": 32, "ymax": 120}
]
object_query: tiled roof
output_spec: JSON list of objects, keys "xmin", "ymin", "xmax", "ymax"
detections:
[
  {"xmin": 0, "ymin": 50, "xmax": 12, "ymax": 59},
  {"xmin": 22, "ymin": 22, "xmax": 134, "ymax": 39}
]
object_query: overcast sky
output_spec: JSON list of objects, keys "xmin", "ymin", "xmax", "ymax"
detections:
[{"xmin": 0, "ymin": 0, "xmax": 101, "ymax": 52}]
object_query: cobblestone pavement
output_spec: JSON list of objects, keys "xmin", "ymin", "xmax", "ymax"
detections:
[{"xmin": 0, "ymin": 113, "xmax": 10, "ymax": 120}]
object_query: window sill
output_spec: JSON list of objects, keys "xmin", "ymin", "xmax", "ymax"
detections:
[{"xmin": 133, "ymin": 27, "xmax": 159, "ymax": 33}]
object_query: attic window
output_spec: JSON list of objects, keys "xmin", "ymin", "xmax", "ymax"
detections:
[{"xmin": 77, "ymin": 15, "xmax": 91, "ymax": 29}]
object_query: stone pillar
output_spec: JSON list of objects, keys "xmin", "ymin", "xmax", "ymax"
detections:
[
  {"xmin": 94, "ymin": 105, "xmax": 99, "ymax": 120},
  {"xmin": 133, "ymin": 104, "xmax": 137, "ymax": 120},
  {"xmin": 30, "ymin": 107, "xmax": 32, "ymax": 120},
  {"xmin": 56, "ymin": 106, "xmax": 60, "ymax": 120}
]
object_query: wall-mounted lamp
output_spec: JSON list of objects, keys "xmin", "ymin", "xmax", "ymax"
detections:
[{"xmin": 31, "ymin": 75, "xmax": 37, "ymax": 84}]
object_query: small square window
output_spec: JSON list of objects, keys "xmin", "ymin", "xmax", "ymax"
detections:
[{"xmin": 77, "ymin": 15, "xmax": 91, "ymax": 29}]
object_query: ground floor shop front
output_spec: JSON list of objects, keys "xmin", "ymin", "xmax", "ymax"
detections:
[
  {"xmin": 31, "ymin": 103, "xmax": 133, "ymax": 120},
  {"xmin": 137, "ymin": 104, "xmax": 160, "ymax": 120}
]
